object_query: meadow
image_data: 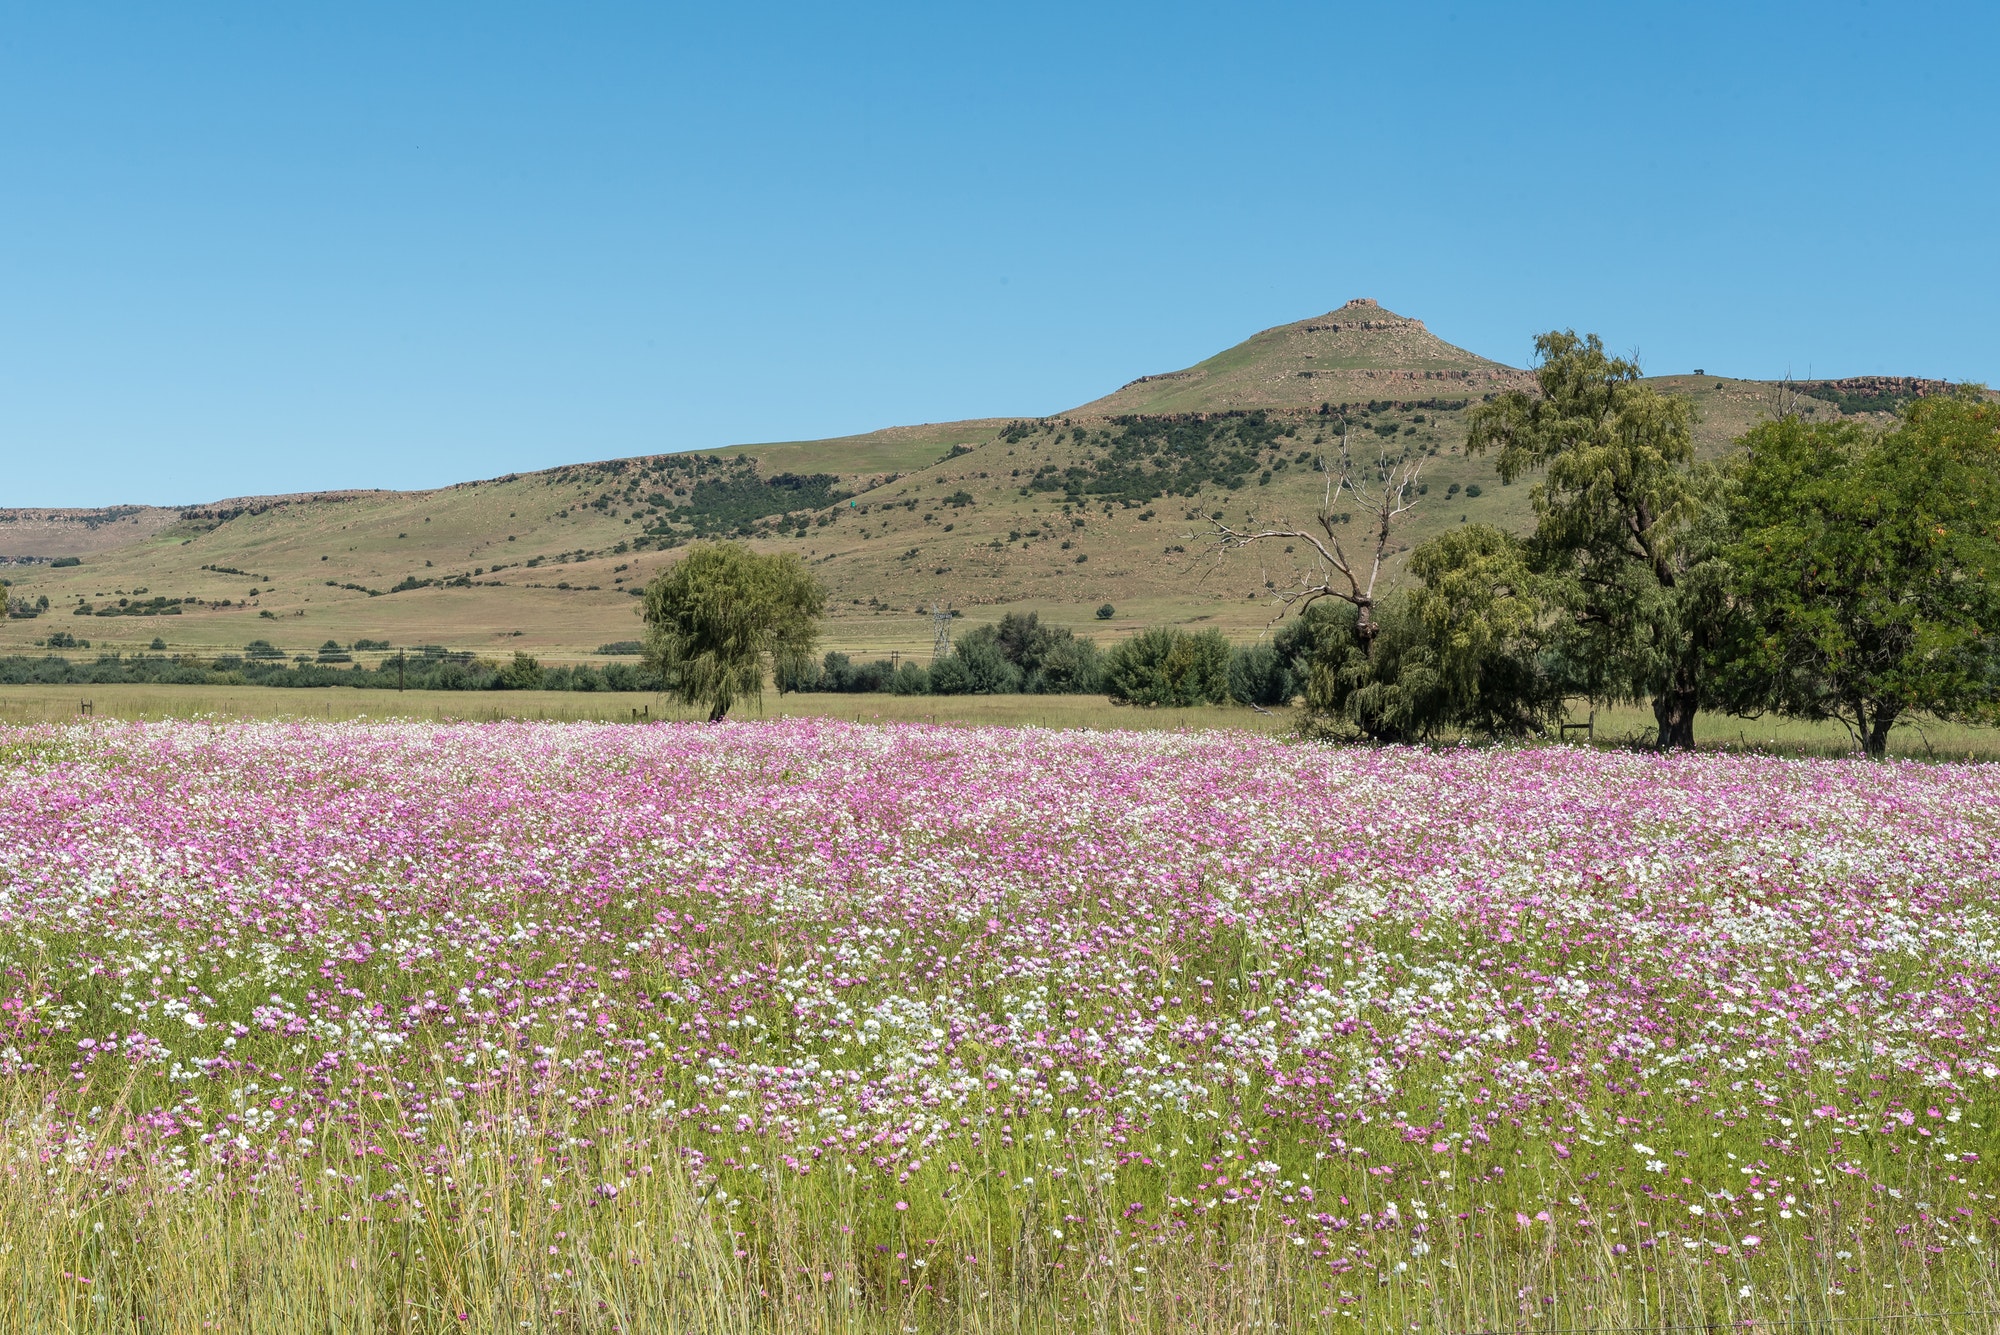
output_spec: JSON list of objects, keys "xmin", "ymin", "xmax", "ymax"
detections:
[{"xmin": 2, "ymin": 720, "xmax": 1998, "ymax": 1333}]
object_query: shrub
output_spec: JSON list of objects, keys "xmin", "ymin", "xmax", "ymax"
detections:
[
  {"xmin": 1227, "ymin": 642, "xmax": 1292, "ymax": 707},
  {"xmin": 496, "ymin": 652, "xmax": 545, "ymax": 690},
  {"xmin": 925, "ymin": 653, "xmax": 971, "ymax": 695},
  {"xmin": 1103, "ymin": 627, "xmax": 1231, "ymax": 707},
  {"xmin": 1095, "ymin": 604, "xmax": 1115, "ymax": 620},
  {"xmin": 952, "ymin": 633, "xmax": 1021, "ymax": 694}
]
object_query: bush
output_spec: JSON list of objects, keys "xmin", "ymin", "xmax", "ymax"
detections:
[
  {"xmin": 1227, "ymin": 642, "xmax": 1292, "ymax": 707},
  {"xmin": 50, "ymin": 556, "xmax": 81, "ymax": 568},
  {"xmin": 1103, "ymin": 627, "xmax": 1231, "ymax": 707},
  {"xmin": 821, "ymin": 652, "xmax": 895, "ymax": 693},
  {"xmin": 890, "ymin": 661, "xmax": 929, "ymax": 695},
  {"xmin": 1095, "ymin": 604, "xmax": 1115, "ymax": 620},
  {"xmin": 1028, "ymin": 634, "xmax": 1103, "ymax": 695},
  {"xmin": 926, "ymin": 653, "xmax": 971, "ymax": 695},
  {"xmin": 496, "ymin": 652, "xmax": 545, "ymax": 690},
  {"xmin": 774, "ymin": 653, "xmax": 822, "ymax": 693},
  {"xmin": 952, "ymin": 633, "xmax": 1021, "ymax": 694}
]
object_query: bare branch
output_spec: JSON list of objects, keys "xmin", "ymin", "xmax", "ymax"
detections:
[{"xmin": 1207, "ymin": 417, "xmax": 1430, "ymax": 646}]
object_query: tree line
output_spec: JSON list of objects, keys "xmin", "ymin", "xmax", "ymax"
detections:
[{"xmin": 1214, "ymin": 331, "xmax": 1998, "ymax": 758}]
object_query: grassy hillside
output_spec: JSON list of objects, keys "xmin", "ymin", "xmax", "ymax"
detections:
[{"xmin": 0, "ymin": 303, "xmax": 1953, "ymax": 667}]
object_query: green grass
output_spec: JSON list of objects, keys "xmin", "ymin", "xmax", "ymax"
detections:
[
  {"xmin": 0, "ymin": 683, "xmax": 1291, "ymax": 733},
  {"xmin": 4, "ymin": 683, "xmax": 1996, "ymax": 759},
  {"xmin": 5, "ymin": 950, "xmax": 1997, "ymax": 1333}
]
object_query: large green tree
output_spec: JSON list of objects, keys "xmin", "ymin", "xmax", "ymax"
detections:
[
  {"xmin": 1466, "ymin": 331, "xmax": 1722, "ymax": 749},
  {"xmin": 640, "ymin": 542, "xmax": 826, "ymax": 721},
  {"xmin": 1718, "ymin": 390, "xmax": 2000, "ymax": 758}
]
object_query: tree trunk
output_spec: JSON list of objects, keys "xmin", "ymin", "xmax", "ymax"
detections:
[
  {"xmin": 1652, "ymin": 687, "xmax": 1698, "ymax": 752},
  {"xmin": 1863, "ymin": 704, "xmax": 1898, "ymax": 761},
  {"xmin": 707, "ymin": 700, "xmax": 730, "ymax": 723}
]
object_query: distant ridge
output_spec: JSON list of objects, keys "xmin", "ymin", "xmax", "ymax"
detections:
[{"xmin": 1070, "ymin": 298, "xmax": 1532, "ymax": 416}]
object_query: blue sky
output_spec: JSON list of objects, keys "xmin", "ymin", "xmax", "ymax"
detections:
[{"xmin": 4, "ymin": 2, "xmax": 1994, "ymax": 506}]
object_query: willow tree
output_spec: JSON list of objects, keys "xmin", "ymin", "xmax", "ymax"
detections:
[
  {"xmin": 641, "ymin": 542, "xmax": 825, "ymax": 721},
  {"xmin": 1466, "ymin": 331, "xmax": 1724, "ymax": 750}
]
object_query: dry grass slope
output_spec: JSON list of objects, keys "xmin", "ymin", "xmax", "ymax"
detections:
[{"xmin": 1, "ymin": 303, "xmax": 1954, "ymax": 667}]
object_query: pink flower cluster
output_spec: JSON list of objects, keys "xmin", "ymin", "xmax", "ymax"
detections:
[{"xmin": 1, "ymin": 719, "xmax": 1996, "ymax": 1249}]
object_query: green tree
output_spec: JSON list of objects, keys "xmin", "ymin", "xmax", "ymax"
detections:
[
  {"xmin": 1282, "ymin": 527, "xmax": 1566, "ymax": 744},
  {"xmin": 640, "ymin": 542, "xmax": 826, "ymax": 721},
  {"xmin": 497, "ymin": 651, "xmax": 545, "ymax": 690},
  {"xmin": 1719, "ymin": 391, "xmax": 2000, "ymax": 758},
  {"xmin": 1103, "ymin": 627, "xmax": 1230, "ymax": 707},
  {"xmin": 1466, "ymin": 331, "xmax": 1720, "ymax": 749},
  {"xmin": 1226, "ymin": 642, "xmax": 1291, "ymax": 707},
  {"xmin": 1400, "ymin": 524, "xmax": 1568, "ymax": 738}
]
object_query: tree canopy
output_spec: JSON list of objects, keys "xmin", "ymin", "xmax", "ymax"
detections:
[
  {"xmin": 1717, "ymin": 391, "xmax": 2000, "ymax": 757},
  {"xmin": 640, "ymin": 542, "xmax": 825, "ymax": 721}
]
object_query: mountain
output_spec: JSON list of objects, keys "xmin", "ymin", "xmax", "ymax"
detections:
[
  {"xmin": 1074, "ymin": 298, "xmax": 1530, "ymax": 416},
  {"xmin": 0, "ymin": 303, "xmax": 1962, "ymax": 668}
]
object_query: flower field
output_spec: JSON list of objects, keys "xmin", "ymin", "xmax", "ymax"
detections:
[{"xmin": 2, "ymin": 720, "xmax": 1999, "ymax": 1332}]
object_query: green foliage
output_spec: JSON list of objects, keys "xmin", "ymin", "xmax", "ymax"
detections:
[
  {"xmin": 1226, "ymin": 642, "xmax": 1292, "ymax": 707},
  {"xmin": 1718, "ymin": 392, "xmax": 2000, "ymax": 757},
  {"xmin": 1024, "ymin": 412, "xmax": 1291, "ymax": 507},
  {"xmin": 1102, "ymin": 626, "xmax": 1231, "ymax": 707},
  {"xmin": 1279, "ymin": 528, "xmax": 1565, "ymax": 743},
  {"xmin": 676, "ymin": 465, "xmax": 850, "ymax": 537},
  {"xmin": 641, "ymin": 542, "xmax": 826, "ymax": 721},
  {"xmin": 777, "ymin": 613, "xmax": 1101, "ymax": 699},
  {"xmin": 947, "ymin": 630, "xmax": 1023, "ymax": 694},
  {"xmin": 49, "ymin": 556, "xmax": 80, "ymax": 568},
  {"xmin": 925, "ymin": 653, "xmax": 972, "ymax": 695},
  {"xmin": 0, "ymin": 652, "xmax": 669, "ymax": 692},
  {"xmin": 988, "ymin": 612, "xmax": 1101, "ymax": 694},
  {"xmin": 1401, "ymin": 525, "xmax": 1568, "ymax": 738},
  {"xmin": 496, "ymin": 651, "xmax": 545, "ymax": 690},
  {"xmin": 1095, "ymin": 603, "xmax": 1115, "ymax": 620},
  {"xmin": 1466, "ymin": 330, "xmax": 1718, "ymax": 748}
]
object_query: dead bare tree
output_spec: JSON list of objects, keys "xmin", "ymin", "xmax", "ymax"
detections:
[
  {"xmin": 1765, "ymin": 370, "xmax": 1807, "ymax": 421},
  {"xmin": 1210, "ymin": 418, "xmax": 1429, "ymax": 650}
]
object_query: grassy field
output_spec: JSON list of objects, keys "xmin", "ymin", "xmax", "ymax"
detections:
[
  {"xmin": 4, "ymin": 681, "xmax": 1996, "ymax": 759},
  {"xmin": 0, "ymin": 683, "xmax": 1291, "ymax": 733}
]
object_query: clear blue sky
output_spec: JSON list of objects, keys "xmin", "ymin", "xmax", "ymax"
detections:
[{"xmin": 4, "ymin": 2, "xmax": 1993, "ymax": 507}]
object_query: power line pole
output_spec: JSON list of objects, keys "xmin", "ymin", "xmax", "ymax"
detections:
[{"xmin": 930, "ymin": 602, "xmax": 953, "ymax": 664}]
